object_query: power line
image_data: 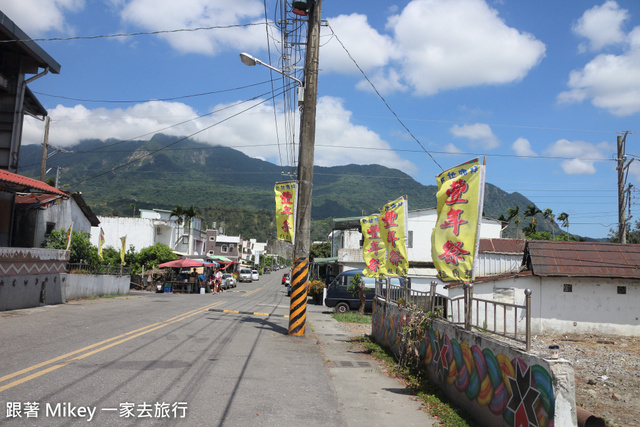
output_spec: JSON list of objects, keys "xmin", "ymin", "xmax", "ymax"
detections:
[
  {"xmin": 0, "ymin": 23, "xmax": 267, "ymax": 43},
  {"xmin": 64, "ymin": 89, "xmax": 288, "ymax": 187},
  {"xmin": 32, "ymin": 81, "xmax": 271, "ymax": 104},
  {"xmin": 326, "ymin": 22, "xmax": 443, "ymax": 172}
]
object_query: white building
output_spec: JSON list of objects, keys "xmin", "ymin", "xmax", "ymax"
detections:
[
  {"xmin": 14, "ymin": 192, "xmax": 99, "ymax": 248},
  {"xmin": 328, "ymin": 208, "xmax": 504, "ymax": 293},
  {"xmin": 90, "ymin": 208, "xmax": 205, "ymax": 255},
  {"xmin": 449, "ymin": 240, "xmax": 640, "ymax": 336},
  {"xmin": 241, "ymin": 238, "xmax": 268, "ymax": 264}
]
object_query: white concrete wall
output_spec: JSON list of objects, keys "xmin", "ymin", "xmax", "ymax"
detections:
[
  {"xmin": 450, "ymin": 275, "xmax": 640, "ymax": 336},
  {"xmin": 407, "ymin": 209, "xmax": 503, "ymax": 262},
  {"xmin": 64, "ymin": 274, "xmax": 130, "ymax": 300},
  {"xmin": 91, "ymin": 216, "xmax": 155, "ymax": 252},
  {"xmin": 34, "ymin": 198, "xmax": 93, "ymax": 247}
]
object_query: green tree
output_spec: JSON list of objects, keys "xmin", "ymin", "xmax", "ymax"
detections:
[
  {"xmin": 348, "ymin": 272, "xmax": 367, "ymax": 315},
  {"xmin": 183, "ymin": 205, "xmax": 198, "ymax": 232},
  {"xmin": 43, "ymin": 229, "xmax": 99, "ymax": 265},
  {"xmin": 543, "ymin": 208, "xmax": 556, "ymax": 237},
  {"xmin": 557, "ymin": 212, "xmax": 569, "ymax": 233},
  {"xmin": 137, "ymin": 243, "xmax": 177, "ymax": 269},
  {"xmin": 310, "ymin": 242, "xmax": 331, "ymax": 261}
]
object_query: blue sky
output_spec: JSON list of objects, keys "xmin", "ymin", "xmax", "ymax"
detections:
[{"xmin": 4, "ymin": 0, "xmax": 640, "ymax": 239}]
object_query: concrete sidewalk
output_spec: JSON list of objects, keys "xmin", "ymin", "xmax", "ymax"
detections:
[{"xmin": 305, "ymin": 304, "xmax": 438, "ymax": 427}]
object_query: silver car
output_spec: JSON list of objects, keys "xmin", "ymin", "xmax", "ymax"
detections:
[{"xmin": 222, "ymin": 273, "xmax": 236, "ymax": 289}]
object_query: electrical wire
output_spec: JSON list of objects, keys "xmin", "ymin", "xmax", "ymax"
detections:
[
  {"xmin": 32, "ymin": 81, "xmax": 271, "ymax": 104},
  {"xmin": 0, "ymin": 23, "xmax": 267, "ymax": 43},
  {"xmin": 326, "ymin": 22, "xmax": 443, "ymax": 172}
]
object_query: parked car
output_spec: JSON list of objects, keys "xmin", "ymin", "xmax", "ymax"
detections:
[
  {"xmin": 324, "ymin": 270, "xmax": 405, "ymax": 314},
  {"xmin": 238, "ymin": 268, "xmax": 253, "ymax": 282},
  {"xmin": 222, "ymin": 273, "xmax": 236, "ymax": 289},
  {"xmin": 251, "ymin": 270, "xmax": 259, "ymax": 281},
  {"xmin": 282, "ymin": 273, "xmax": 290, "ymax": 285}
]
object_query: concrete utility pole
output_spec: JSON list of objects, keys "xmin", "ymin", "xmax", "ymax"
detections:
[
  {"xmin": 617, "ymin": 132, "xmax": 633, "ymax": 244},
  {"xmin": 39, "ymin": 116, "xmax": 50, "ymax": 181},
  {"xmin": 288, "ymin": 0, "xmax": 322, "ymax": 336}
]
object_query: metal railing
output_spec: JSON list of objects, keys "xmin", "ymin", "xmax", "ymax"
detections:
[
  {"xmin": 66, "ymin": 262, "xmax": 131, "ymax": 276},
  {"xmin": 376, "ymin": 280, "xmax": 531, "ymax": 351}
]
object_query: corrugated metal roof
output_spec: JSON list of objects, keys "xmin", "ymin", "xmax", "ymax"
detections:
[
  {"xmin": 479, "ymin": 238, "xmax": 525, "ymax": 254},
  {"xmin": 525, "ymin": 240, "xmax": 640, "ymax": 279}
]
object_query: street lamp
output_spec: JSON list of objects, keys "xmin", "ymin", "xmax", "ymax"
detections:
[{"xmin": 239, "ymin": 53, "xmax": 303, "ymax": 87}]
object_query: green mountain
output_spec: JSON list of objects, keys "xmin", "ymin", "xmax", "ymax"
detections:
[{"xmin": 18, "ymin": 134, "xmax": 562, "ymax": 241}]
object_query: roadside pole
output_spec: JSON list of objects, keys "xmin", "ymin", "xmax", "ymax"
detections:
[{"xmin": 288, "ymin": 0, "xmax": 322, "ymax": 336}]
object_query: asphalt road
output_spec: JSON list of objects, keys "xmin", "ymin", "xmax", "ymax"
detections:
[{"xmin": 0, "ymin": 272, "xmax": 344, "ymax": 426}]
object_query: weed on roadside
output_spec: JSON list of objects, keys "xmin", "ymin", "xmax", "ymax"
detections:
[{"xmin": 353, "ymin": 335, "xmax": 478, "ymax": 427}]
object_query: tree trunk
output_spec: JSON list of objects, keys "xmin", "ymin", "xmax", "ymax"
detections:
[{"xmin": 358, "ymin": 282, "xmax": 365, "ymax": 315}]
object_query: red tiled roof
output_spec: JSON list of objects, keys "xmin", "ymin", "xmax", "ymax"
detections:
[
  {"xmin": 0, "ymin": 169, "xmax": 67, "ymax": 197},
  {"xmin": 525, "ymin": 240, "xmax": 640, "ymax": 279},
  {"xmin": 479, "ymin": 238, "xmax": 525, "ymax": 254}
]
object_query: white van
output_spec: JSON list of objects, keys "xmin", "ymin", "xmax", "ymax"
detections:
[{"xmin": 238, "ymin": 268, "xmax": 253, "ymax": 282}]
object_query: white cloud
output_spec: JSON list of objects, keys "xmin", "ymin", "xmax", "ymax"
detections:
[
  {"xmin": 118, "ymin": 0, "xmax": 265, "ymax": 55},
  {"xmin": 558, "ymin": 27, "xmax": 640, "ymax": 116},
  {"xmin": 314, "ymin": 97, "xmax": 416, "ymax": 172},
  {"xmin": 322, "ymin": 14, "xmax": 399, "ymax": 74},
  {"xmin": 23, "ymin": 96, "xmax": 415, "ymax": 172},
  {"xmin": 450, "ymin": 123, "xmax": 499, "ymax": 149},
  {"xmin": 384, "ymin": 0, "xmax": 546, "ymax": 95},
  {"xmin": 0, "ymin": 0, "xmax": 84, "ymax": 36},
  {"xmin": 544, "ymin": 139, "xmax": 609, "ymax": 175},
  {"xmin": 442, "ymin": 143, "xmax": 463, "ymax": 154},
  {"xmin": 512, "ymin": 137, "xmax": 537, "ymax": 157},
  {"xmin": 572, "ymin": 1, "xmax": 629, "ymax": 52}
]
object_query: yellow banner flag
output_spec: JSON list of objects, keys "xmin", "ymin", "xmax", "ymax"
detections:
[
  {"xmin": 98, "ymin": 227, "xmax": 105, "ymax": 260},
  {"xmin": 65, "ymin": 222, "xmax": 74, "ymax": 251},
  {"xmin": 379, "ymin": 197, "xmax": 409, "ymax": 277},
  {"xmin": 120, "ymin": 236, "xmax": 127, "ymax": 265},
  {"xmin": 274, "ymin": 181, "xmax": 297, "ymax": 243},
  {"xmin": 360, "ymin": 214, "xmax": 386, "ymax": 278},
  {"xmin": 431, "ymin": 158, "xmax": 485, "ymax": 282}
]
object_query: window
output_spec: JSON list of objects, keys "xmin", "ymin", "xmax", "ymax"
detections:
[
  {"xmin": 45, "ymin": 222, "xmax": 56, "ymax": 237},
  {"xmin": 209, "ymin": 236, "xmax": 215, "ymax": 241},
  {"xmin": 563, "ymin": 284, "xmax": 572, "ymax": 293},
  {"xmin": 617, "ymin": 286, "xmax": 627, "ymax": 295},
  {"xmin": 407, "ymin": 230, "xmax": 413, "ymax": 248},
  {"xmin": 221, "ymin": 244, "xmax": 228, "ymax": 253}
]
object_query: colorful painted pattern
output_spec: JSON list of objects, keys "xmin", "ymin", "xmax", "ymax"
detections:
[{"xmin": 372, "ymin": 308, "xmax": 555, "ymax": 427}]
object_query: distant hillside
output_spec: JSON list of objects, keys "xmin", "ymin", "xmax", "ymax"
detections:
[{"xmin": 18, "ymin": 133, "xmax": 562, "ymax": 241}]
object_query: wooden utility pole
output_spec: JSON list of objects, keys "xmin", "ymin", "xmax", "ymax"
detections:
[
  {"xmin": 39, "ymin": 116, "xmax": 50, "ymax": 181},
  {"xmin": 288, "ymin": 0, "xmax": 322, "ymax": 336}
]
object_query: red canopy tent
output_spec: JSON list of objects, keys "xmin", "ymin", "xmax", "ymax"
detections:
[{"xmin": 158, "ymin": 258, "xmax": 205, "ymax": 268}]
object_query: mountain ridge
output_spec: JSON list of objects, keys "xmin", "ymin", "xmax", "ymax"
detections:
[{"xmin": 18, "ymin": 134, "xmax": 562, "ymax": 241}]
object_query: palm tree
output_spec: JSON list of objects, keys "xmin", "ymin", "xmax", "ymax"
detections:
[
  {"xmin": 524, "ymin": 205, "xmax": 542, "ymax": 223},
  {"xmin": 183, "ymin": 206, "xmax": 198, "ymax": 232},
  {"xmin": 557, "ymin": 212, "xmax": 569, "ymax": 233},
  {"xmin": 505, "ymin": 206, "xmax": 521, "ymax": 238},
  {"xmin": 170, "ymin": 205, "xmax": 185, "ymax": 227},
  {"xmin": 543, "ymin": 208, "xmax": 556, "ymax": 237}
]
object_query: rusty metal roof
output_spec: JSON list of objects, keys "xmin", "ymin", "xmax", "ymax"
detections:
[
  {"xmin": 479, "ymin": 238, "xmax": 525, "ymax": 254},
  {"xmin": 525, "ymin": 240, "xmax": 640, "ymax": 279}
]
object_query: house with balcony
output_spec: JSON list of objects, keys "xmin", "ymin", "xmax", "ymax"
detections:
[
  {"xmin": 90, "ymin": 208, "xmax": 205, "ymax": 256},
  {"xmin": 241, "ymin": 238, "xmax": 268, "ymax": 265},
  {"xmin": 204, "ymin": 228, "xmax": 241, "ymax": 264}
]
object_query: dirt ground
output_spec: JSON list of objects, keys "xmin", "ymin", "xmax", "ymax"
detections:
[
  {"xmin": 339, "ymin": 321, "xmax": 640, "ymax": 427},
  {"xmin": 529, "ymin": 334, "xmax": 640, "ymax": 427}
]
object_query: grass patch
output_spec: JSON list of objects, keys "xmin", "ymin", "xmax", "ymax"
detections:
[
  {"xmin": 353, "ymin": 335, "xmax": 478, "ymax": 427},
  {"xmin": 331, "ymin": 312, "xmax": 372, "ymax": 324}
]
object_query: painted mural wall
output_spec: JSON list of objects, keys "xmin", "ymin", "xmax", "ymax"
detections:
[{"xmin": 371, "ymin": 300, "xmax": 576, "ymax": 427}]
